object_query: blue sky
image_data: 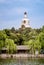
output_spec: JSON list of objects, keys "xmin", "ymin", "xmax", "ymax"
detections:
[{"xmin": 0, "ymin": 0, "xmax": 44, "ymax": 29}]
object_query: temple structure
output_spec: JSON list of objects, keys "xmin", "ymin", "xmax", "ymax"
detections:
[{"xmin": 21, "ymin": 12, "xmax": 30, "ymax": 28}]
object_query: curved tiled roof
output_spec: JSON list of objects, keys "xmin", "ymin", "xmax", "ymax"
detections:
[{"xmin": 17, "ymin": 45, "xmax": 30, "ymax": 50}]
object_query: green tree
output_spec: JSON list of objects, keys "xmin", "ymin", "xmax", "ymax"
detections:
[
  {"xmin": 4, "ymin": 29, "xmax": 11, "ymax": 36},
  {"xmin": 0, "ymin": 31, "xmax": 7, "ymax": 52},
  {"xmin": 34, "ymin": 40, "xmax": 41, "ymax": 53},
  {"xmin": 11, "ymin": 27, "xmax": 15, "ymax": 33},
  {"xmin": 41, "ymin": 26, "xmax": 44, "ymax": 32},
  {"xmin": 39, "ymin": 32, "xmax": 44, "ymax": 50},
  {"xmin": 0, "ymin": 40, "xmax": 5, "ymax": 53},
  {"xmin": 24, "ymin": 39, "xmax": 41, "ymax": 54},
  {"xmin": 5, "ymin": 38, "xmax": 17, "ymax": 54},
  {"xmin": 29, "ymin": 30, "xmax": 37, "ymax": 40},
  {"xmin": 0, "ymin": 31, "xmax": 7, "ymax": 40},
  {"xmin": 16, "ymin": 33, "xmax": 24, "ymax": 45},
  {"xmin": 0, "ymin": 40, "xmax": 4, "ymax": 50}
]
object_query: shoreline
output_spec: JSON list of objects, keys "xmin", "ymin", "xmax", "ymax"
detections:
[{"xmin": 0, "ymin": 54, "xmax": 44, "ymax": 59}]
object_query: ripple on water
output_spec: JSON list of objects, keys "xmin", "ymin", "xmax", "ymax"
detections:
[{"xmin": 0, "ymin": 58, "xmax": 44, "ymax": 65}]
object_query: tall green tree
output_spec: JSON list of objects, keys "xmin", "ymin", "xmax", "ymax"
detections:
[
  {"xmin": 39, "ymin": 32, "xmax": 44, "ymax": 50},
  {"xmin": 5, "ymin": 38, "xmax": 17, "ymax": 53},
  {"xmin": 0, "ymin": 31, "xmax": 7, "ymax": 40}
]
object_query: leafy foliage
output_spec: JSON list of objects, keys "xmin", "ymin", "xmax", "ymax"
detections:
[
  {"xmin": 5, "ymin": 38, "xmax": 17, "ymax": 53},
  {"xmin": 0, "ymin": 25, "xmax": 44, "ymax": 54}
]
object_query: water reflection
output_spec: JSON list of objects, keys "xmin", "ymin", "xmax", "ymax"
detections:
[{"xmin": 0, "ymin": 58, "xmax": 44, "ymax": 65}]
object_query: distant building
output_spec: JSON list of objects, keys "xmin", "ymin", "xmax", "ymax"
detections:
[
  {"xmin": 21, "ymin": 12, "xmax": 30, "ymax": 28},
  {"xmin": 1, "ymin": 45, "xmax": 30, "ymax": 54},
  {"xmin": 17, "ymin": 45, "xmax": 30, "ymax": 53}
]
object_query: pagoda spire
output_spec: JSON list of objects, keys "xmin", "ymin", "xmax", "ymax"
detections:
[{"xmin": 24, "ymin": 12, "xmax": 27, "ymax": 18}]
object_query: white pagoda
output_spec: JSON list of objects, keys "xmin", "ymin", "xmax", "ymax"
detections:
[{"xmin": 21, "ymin": 12, "xmax": 30, "ymax": 28}]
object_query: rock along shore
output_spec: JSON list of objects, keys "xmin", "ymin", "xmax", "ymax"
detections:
[{"xmin": 0, "ymin": 54, "xmax": 44, "ymax": 59}]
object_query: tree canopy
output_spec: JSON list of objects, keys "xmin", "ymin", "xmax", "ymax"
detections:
[{"xmin": 0, "ymin": 25, "xmax": 44, "ymax": 54}]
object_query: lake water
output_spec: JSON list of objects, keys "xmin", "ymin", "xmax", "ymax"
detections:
[{"xmin": 0, "ymin": 58, "xmax": 44, "ymax": 65}]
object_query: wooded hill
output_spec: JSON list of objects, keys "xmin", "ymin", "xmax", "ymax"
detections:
[{"xmin": 0, "ymin": 26, "xmax": 44, "ymax": 54}]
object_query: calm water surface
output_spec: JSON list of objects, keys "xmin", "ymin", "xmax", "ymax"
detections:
[{"xmin": 0, "ymin": 58, "xmax": 44, "ymax": 65}]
